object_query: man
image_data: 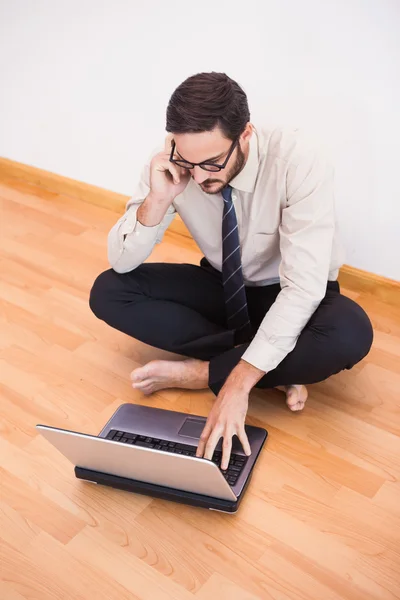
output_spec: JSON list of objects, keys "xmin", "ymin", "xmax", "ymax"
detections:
[{"xmin": 90, "ymin": 72, "xmax": 373, "ymax": 471}]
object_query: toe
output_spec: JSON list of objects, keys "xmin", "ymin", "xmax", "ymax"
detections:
[
  {"xmin": 141, "ymin": 387, "xmax": 155, "ymax": 396},
  {"xmin": 286, "ymin": 389, "xmax": 299, "ymax": 408},
  {"xmin": 131, "ymin": 378, "xmax": 151, "ymax": 389},
  {"xmin": 130, "ymin": 365, "xmax": 151, "ymax": 382},
  {"xmin": 287, "ymin": 399, "xmax": 301, "ymax": 411},
  {"xmin": 285, "ymin": 385, "xmax": 308, "ymax": 412},
  {"xmin": 132, "ymin": 381, "xmax": 155, "ymax": 395}
]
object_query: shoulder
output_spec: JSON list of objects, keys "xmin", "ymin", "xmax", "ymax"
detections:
[{"xmin": 254, "ymin": 124, "xmax": 333, "ymax": 171}]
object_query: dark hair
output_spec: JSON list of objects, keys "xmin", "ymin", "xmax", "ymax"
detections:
[{"xmin": 166, "ymin": 72, "xmax": 250, "ymax": 141}]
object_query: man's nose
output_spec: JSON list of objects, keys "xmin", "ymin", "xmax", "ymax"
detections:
[{"xmin": 191, "ymin": 165, "xmax": 210, "ymax": 184}]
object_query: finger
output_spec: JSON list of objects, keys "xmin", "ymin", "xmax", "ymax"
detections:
[
  {"xmin": 163, "ymin": 138, "xmax": 190, "ymax": 177},
  {"xmin": 162, "ymin": 158, "xmax": 183, "ymax": 185},
  {"xmin": 196, "ymin": 438, "xmax": 206, "ymax": 458},
  {"xmin": 204, "ymin": 429, "xmax": 223, "ymax": 461},
  {"xmin": 196, "ymin": 421, "xmax": 213, "ymax": 458},
  {"xmin": 221, "ymin": 433, "xmax": 233, "ymax": 471},
  {"xmin": 237, "ymin": 425, "xmax": 252, "ymax": 457},
  {"xmin": 156, "ymin": 157, "xmax": 182, "ymax": 184},
  {"xmin": 179, "ymin": 164, "xmax": 190, "ymax": 176}
]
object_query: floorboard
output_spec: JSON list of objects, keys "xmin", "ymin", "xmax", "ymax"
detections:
[{"xmin": 0, "ymin": 178, "xmax": 399, "ymax": 599}]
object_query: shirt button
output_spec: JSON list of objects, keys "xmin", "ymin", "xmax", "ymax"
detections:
[{"xmin": 135, "ymin": 231, "xmax": 140, "ymax": 236}]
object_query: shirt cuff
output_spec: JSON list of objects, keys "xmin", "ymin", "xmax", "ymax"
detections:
[
  {"xmin": 241, "ymin": 336, "xmax": 289, "ymax": 373},
  {"xmin": 119, "ymin": 208, "xmax": 160, "ymax": 244},
  {"xmin": 132, "ymin": 219, "xmax": 161, "ymax": 242}
]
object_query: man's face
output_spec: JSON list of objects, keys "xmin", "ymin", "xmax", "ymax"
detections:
[{"xmin": 172, "ymin": 125, "xmax": 250, "ymax": 195}]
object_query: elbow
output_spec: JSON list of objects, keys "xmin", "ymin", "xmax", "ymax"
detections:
[
  {"xmin": 107, "ymin": 233, "xmax": 153, "ymax": 274},
  {"xmin": 108, "ymin": 255, "xmax": 137, "ymax": 274},
  {"xmin": 283, "ymin": 277, "xmax": 326, "ymax": 306},
  {"xmin": 314, "ymin": 288, "xmax": 326, "ymax": 305},
  {"xmin": 110, "ymin": 263, "xmax": 132, "ymax": 274},
  {"xmin": 107, "ymin": 245, "xmax": 146, "ymax": 274},
  {"xmin": 107, "ymin": 247, "xmax": 134, "ymax": 274},
  {"xmin": 307, "ymin": 287, "xmax": 326, "ymax": 311}
]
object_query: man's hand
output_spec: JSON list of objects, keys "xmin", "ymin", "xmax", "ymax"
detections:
[
  {"xmin": 149, "ymin": 133, "xmax": 191, "ymax": 202},
  {"xmin": 196, "ymin": 384, "xmax": 251, "ymax": 471},
  {"xmin": 137, "ymin": 134, "xmax": 191, "ymax": 227},
  {"xmin": 196, "ymin": 360, "xmax": 266, "ymax": 470}
]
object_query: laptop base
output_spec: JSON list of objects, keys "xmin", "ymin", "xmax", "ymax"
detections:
[{"xmin": 75, "ymin": 466, "xmax": 252, "ymax": 513}]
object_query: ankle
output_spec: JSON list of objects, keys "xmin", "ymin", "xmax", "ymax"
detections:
[
  {"xmin": 200, "ymin": 361, "xmax": 209, "ymax": 385},
  {"xmin": 184, "ymin": 359, "xmax": 209, "ymax": 388}
]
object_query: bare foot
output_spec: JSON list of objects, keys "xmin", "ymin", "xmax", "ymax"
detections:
[
  {"xmin": 130, "ymin": 359, "xmax": 209, "ymax": 395},
  {"xmin": 277, "ymin": 384, "xmax": 308, "ymax": 412}
]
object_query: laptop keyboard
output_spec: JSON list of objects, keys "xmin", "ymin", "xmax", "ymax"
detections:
[{"xmin": 105, "ymin": 429, "xmax": 248, "ymax": 486}]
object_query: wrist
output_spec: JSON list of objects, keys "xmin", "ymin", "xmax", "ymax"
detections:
[
  {"xmin": 137, "ymin": 193, "xmax": 172, "ymax": 226},
  {"xmin": 146, "ymin": 191, "xmax": 175, "ymax": 206},
  {"xmin": 225, "ymin": 359, "xmax": 266, "ymax": 393}
]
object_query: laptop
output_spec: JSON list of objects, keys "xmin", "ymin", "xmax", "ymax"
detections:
[{"xmin": 37, "ymin": 403, "xmax": 268, "ymax": 513}]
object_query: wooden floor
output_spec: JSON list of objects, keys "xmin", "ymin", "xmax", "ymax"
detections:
[{"xmin": 1, "ymin": 177, "xmax": 399, "ymax": 600}]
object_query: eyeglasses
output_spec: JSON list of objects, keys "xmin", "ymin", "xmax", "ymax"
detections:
[{"xmin": 169, "ymin": 137, "xmax": 239, "ymax": 172}]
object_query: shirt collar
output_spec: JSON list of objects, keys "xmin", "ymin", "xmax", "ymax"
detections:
[{"xmin": 229, "ymin": 125, "xmax": 259, "ymax": 194}]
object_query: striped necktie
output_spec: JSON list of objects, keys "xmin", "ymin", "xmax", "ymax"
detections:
[{"xmin": 221, "ymin": 185, "xmax": 252, "ymax": 342}]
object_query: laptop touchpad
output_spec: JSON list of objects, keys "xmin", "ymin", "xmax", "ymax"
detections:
[{"xmin": 178, "ymin": 417, "xmax": 206, "ymax": 439}]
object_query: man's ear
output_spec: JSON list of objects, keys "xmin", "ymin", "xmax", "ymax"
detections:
[
  {"xmin": 164, "ymin": 133, "xmax": 174, "ymax": 153},
  {"xmin": 241, "ymin": 122, "xmax": 253, "ymax": 145}
]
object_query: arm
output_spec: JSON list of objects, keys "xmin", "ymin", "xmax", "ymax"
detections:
[
  {"xmin": 107, "ymin": 153, "xmax": 176, "ymax": 274},
  {"xmin": 196, "ymin": 143, "xmax": 336, "ymax": 469},
  {"xmin": 241, "ymin": 144, "xmax": 335, "ymax": 372},
  {"xmin": 108, "ymin": 135, "xmax": 190, "ymax": 274}
]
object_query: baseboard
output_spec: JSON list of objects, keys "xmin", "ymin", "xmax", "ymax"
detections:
[
  {"xmin": 337, "ymin": 265, "xmax": 399, "ymax": 305},
  {"xmin": 1, "ymin": 156, "xmax": 399, "ymax": 304},
  {"xmin": 0, "ymin": 156, "xmax": 128, "ymax": 212},
  {"xmin": 0, "ymin": 156, "xmax": 192, "ymax": 240}
]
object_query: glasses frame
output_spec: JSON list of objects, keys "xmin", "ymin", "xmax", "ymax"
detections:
[{"xmin": 169, "ymin": 137, "xmax": 239, "ymax": 172}]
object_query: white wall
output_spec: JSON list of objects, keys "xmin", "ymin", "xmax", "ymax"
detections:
[{"xmin": 1, "ymin": 0, "xmax": 399, "ymax": 279}]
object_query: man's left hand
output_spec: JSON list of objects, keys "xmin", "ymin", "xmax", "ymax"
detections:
[
  {"xmin": 196, "ymin": 384, "xmax": 251, "ymax": 470},
  {"xmin": 196, "ymin": 360, "xmax": 266, "ymax": 470}
]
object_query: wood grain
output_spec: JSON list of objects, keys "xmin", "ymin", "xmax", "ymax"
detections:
[{"xmin": 0, "ymin": 177, "xmax": 399, "ymax": 600}]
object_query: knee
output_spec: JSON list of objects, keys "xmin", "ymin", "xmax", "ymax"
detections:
[
  {"xmin": 89, "ymin": 269, "xmax": 117, "ymax": 320},
  {"xmin": 333, "ymin": 297, "xmax": 374, "ymax": 368}
]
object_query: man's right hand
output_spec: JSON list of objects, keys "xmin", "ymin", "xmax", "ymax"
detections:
[
  {"xmin": 138, "ymin": 134, "xmax": 191, "ymax": 227},
  {"xmin": 149, "ymin": 134, "xmax": 191, "ymax": 202}
]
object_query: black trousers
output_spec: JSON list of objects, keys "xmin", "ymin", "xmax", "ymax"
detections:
[{"xmin": 89, "ymin": 258, "xmax": 373, "ymax": 395}]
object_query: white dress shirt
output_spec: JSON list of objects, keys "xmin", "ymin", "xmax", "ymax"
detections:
[{"xmin": 108, "ymin": 124, "xmax": 345, "ymax": 373}]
